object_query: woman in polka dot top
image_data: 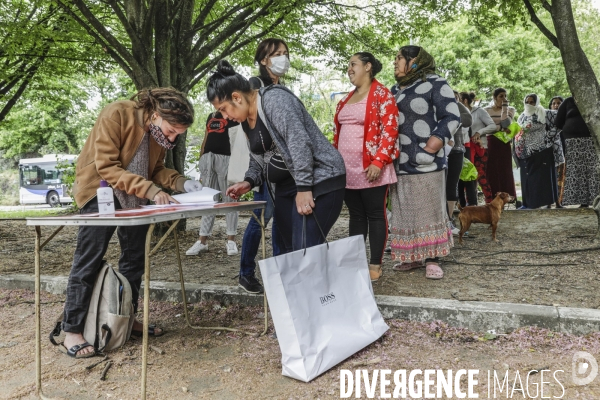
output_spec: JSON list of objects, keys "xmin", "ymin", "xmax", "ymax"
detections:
[
  {"xmin": 333, "ymin": 52, "xmax": 399, "ymax": 282},
  {"xmin": 388, "ymin": 45, "xmax": 460, "ymax": 280}
]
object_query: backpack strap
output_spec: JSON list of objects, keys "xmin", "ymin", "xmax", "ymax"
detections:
[
  {"xmin": 48, "ymin": 311, "xmax": 64, "ymax": 345},
  {"xmin": 93, "ymin": 263, "xmax": 111, "ymax": 352}
]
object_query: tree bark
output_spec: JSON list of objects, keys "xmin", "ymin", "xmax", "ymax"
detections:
[{"xmin": 549, "ymin": 0, "xmax": 600, "ymax": 235}]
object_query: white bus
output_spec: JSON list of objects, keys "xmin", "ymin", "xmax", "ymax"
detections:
[{"xmin": 19, "ymin": 154, "xmax": 78, "ymax": 206}]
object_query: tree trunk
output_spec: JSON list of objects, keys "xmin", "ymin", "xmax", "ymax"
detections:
[{"xmin": 550, "ymin": 0, "xmax": 600, "ymax": 236}]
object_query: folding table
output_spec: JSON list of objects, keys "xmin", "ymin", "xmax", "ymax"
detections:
[{"xmin": 26, "ymin": 201, "xmax": 267, "ymax": 399}]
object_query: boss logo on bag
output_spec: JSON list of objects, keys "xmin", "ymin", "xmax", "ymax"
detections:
[{"xmin": 320, "ymin": 292, "xmax": 336, "ymax": 306}]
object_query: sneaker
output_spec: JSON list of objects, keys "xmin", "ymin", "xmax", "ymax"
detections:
[
  {"xmin": 238, "ymin": 274, "xmax": 264, "ymax": 294},
  {"xmin": 227, "ymin": 240, "xmax": 238, "ymax": 256},
  {"xmin": 384, "ymin": 246, "xmax": 392, "ymax": 253},
  {"xmin": 451, "ymin": 227, "xmax": 460, "ymax": 236},
  {"xmin": 186, "ymin": 240, "xmax": 208, "ymax": 255}
]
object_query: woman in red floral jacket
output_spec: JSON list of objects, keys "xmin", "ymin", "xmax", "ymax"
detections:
[{"xmin": 333, "ymin": 52, "xmax": 399, "ymax": 282}]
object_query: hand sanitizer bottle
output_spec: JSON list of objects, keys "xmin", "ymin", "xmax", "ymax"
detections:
[{"xmin": 97, "ymin": 180, "xmax": 115, "ymax": 214}]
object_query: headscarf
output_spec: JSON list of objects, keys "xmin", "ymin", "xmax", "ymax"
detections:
[
  {"xmin": 395, "ymin": 47, "xmax": 436, "ymax": 87},
  {"xmin": 523, "ymin": 93, "xmax": 546, "ymax": 124}
]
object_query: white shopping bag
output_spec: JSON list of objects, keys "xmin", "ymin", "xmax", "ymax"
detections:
[
  {"xmin": 227, "ymin": 124, "xmax": 250, "ymax": 185},
  {"xmin": 259, "ymin": 234, "xmax": 389, "ymax": 382}
]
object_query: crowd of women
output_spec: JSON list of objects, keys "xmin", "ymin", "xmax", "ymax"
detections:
[
  {"xmin": 193, "ymin": 38, "xmax": 600, "ymax": 293},
  {"xmin": 197, "ymin": 40, "xmax": 461, "ymax": 290},
  {"xmin": 56, "ymin": 38, "xmax": 600, "ymax": 358}
]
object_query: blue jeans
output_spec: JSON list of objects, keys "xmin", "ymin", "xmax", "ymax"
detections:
[{"xmin": 239, "ymin": 182, "xmax": 280, "ymax": 276}]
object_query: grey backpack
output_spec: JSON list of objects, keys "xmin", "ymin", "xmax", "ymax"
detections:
[{"xmin": 50, "ymin": 261, "xmax": 135, "ymax": 352}]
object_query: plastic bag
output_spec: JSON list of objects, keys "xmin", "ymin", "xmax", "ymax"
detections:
[
  {"xmin": 493, "ymin": 122, "xmax": 521, "ymax": 144},
  {"xmin": 460, "ymin": 158, "xmax": 478, "ymax": 181}
]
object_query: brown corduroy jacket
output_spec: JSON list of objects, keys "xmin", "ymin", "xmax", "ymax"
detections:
[{"xmin": 73, "ymin": 100, "xmax": 186, "ymax": 207}]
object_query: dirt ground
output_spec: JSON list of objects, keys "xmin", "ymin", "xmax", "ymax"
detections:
[
  {"xmin": 1, "ymin": 288, "xmax": 600, "ymax": 399},
  {"xmin": 1, "ymin": 206, "xmax": 599, "ymax": 309}
]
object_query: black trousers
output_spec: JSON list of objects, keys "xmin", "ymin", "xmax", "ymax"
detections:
[
  {"xmin": 446, "ymin": 151, "xmax": 464, "ymax": 202},
  {"xmin": 458, "ymin": 148, "xmax": 478, "ymax": 207},
  {"xmin": 275, "ymin": 185, "xmax": 345, "ymax": 254},
  {"xmin": 62, "ymin": 197, "xmax": 149, "ymax": 333},
  {"xmin": 344, "ymin": 185, "xmax": 389, "ymax": 265}
]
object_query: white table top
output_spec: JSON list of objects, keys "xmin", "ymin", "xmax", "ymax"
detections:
[{"xmin": 26, "ymin": 201, "xmax": 266, "ymax": 227}]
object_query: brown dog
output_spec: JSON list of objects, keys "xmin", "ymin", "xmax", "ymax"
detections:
[{"xmin": 457, "ymin": 192, "xmax": 514, "ymax": 244}]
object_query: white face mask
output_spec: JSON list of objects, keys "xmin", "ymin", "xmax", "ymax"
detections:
[{"xmin": 269, "ymin": 55, "xmax": 290, "ymax": 77}]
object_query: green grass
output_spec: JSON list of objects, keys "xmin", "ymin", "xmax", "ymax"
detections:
[{"xmin": 0, "ymin": 208, "xmax": 75, "ymax": 219}]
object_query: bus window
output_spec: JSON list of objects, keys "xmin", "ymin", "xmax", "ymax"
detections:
[
  {"xmin": 42, "ymin": 167, "xmax": 61, "ymax": 184},
  {"xmin": 21, "ymin": 165, "xmax": 41, "ymax": 186}
]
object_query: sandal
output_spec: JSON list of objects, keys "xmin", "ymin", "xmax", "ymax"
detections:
[
  {"xmin": 58, "ymin": 342, "xmax": 96, "ymax": 359},
  {"xmin": 130, "ymin": 324, "xmax": 165, "ymax": 338},
  {"xmin": 369, "ymin": 264, "xmax": 383, "ymax": 282},
  {"xmin": 392, "ymin": 261, "xmax": 424, "ymax": 271},
  {"xmin": 425, "ymin": 263, "xmax": 444, "ymax": 280}
]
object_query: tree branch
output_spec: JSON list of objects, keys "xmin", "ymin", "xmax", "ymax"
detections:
[
  {"xmin": 54, "ymin": 0, "xmax": 136, "ymax": 83},
  {"xmin": 542, "ymin": 0, "xmax": 552, "ymax": 12},
  {"xmin": 522, "ymin": 0, "xmax": 559, "ymax": 48},
  {"xmin": 191, "ymin": 0, "xmax": 219, "ymax": 32},
  {"xmin": 187, "ymin": 14, "xmax": 286, "ymax": 91},
  {"xmin": 106, "ymin": 0, "xmax": 146, "ymax": 56},
  {"xmin": 57, "ymin": 0, "xmax": 140, "ymax": 73},
  {"xmin": 190, "ymin": 2, "xmax": 250, "ymax": 36},
  {"xmin": 191, "ymin": 0, "xmax": 276, "ymax": 66},
  {"xmin": 0, "ymin": 54, "xmax": 44, "ymax": 123}
]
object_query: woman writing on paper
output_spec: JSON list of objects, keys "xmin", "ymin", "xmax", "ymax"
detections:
[
  {"xmin": 209, "ymin": 60, "xmax": 346, "ymax": 253},
  {"xmin": 58, "ymin": 88, "xmax": 202, "ymax": 358}
]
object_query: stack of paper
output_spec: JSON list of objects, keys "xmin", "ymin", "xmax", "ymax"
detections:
[
  {"xmin": 171, "ymin": 187, "xmax": 221, "ymax": 204},
  {"xmin": 141, "ymin": 187, "xmax": 221, "ymax": 208}
]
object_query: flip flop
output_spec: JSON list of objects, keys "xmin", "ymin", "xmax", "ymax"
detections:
[
  {"xmin": 425, "ymin": 263, "xmax": 444, "ymax": 280},
  {"xmin": 58, "ymin": 342, "xmax": 96, "ymax": 359},
  {"xmin": 392, "ymin": 261, "xmax": 424, "ymax": 271},
  {"xmin": 130, "ymin": 324, "xmax": 165, "ymax": 338}
]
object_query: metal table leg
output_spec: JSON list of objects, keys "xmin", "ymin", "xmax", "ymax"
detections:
[
  {"xmin": 34, "ymin": 226, "xmax": 42, "ymax": 397},
  {"xmin": 141, "ymin": 223, "xmax": 155, "ymax": 400},
  {"xmin": 176, "ymin": 208, "xmax": 269, "ymax": 336},
  {"xmin": 34, "ymin": 225, "xmax": 57, "ymax": 400}
]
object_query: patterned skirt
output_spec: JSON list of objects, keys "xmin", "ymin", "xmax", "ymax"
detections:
[
  {"xmin": 389, "ymin": 170, "xmax": 453, "ymax": 263},
  {"xmin": 562, "ymin": 137, "xmax": 600, "ymax": 206}
]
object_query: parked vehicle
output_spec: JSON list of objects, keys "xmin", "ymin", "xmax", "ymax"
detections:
[{"xmin": 19, "ymin": 154, "xmax": 77, "ymax": 206}]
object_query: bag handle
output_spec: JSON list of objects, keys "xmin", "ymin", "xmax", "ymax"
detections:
[{"xmin": 301, "ymin": 212, "xmax": 328, "ymax": 256}]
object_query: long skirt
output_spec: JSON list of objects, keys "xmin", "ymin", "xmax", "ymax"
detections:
[
  {"xmin": 518, "ymin": 147, "xmax": 558, "ymax": 209},
  {"xmin": 487, "ymin": 135, "xmax": 516, "ymax": 198},
  {"xmin": 472, "ymin": 143, "xmax": 493, "ymax": 202},
  {"xmin": 389, "ymin": 170, "xmax": 453, "ymax": 263},
  {"xmin": 562, "ymin": 137, "xmax": 600, "ymax": 206}
]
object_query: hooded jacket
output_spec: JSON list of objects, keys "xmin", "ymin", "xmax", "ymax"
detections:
[{"xmin": 243, "ymin": 85, "xmax": 346, "ymax": 198}]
